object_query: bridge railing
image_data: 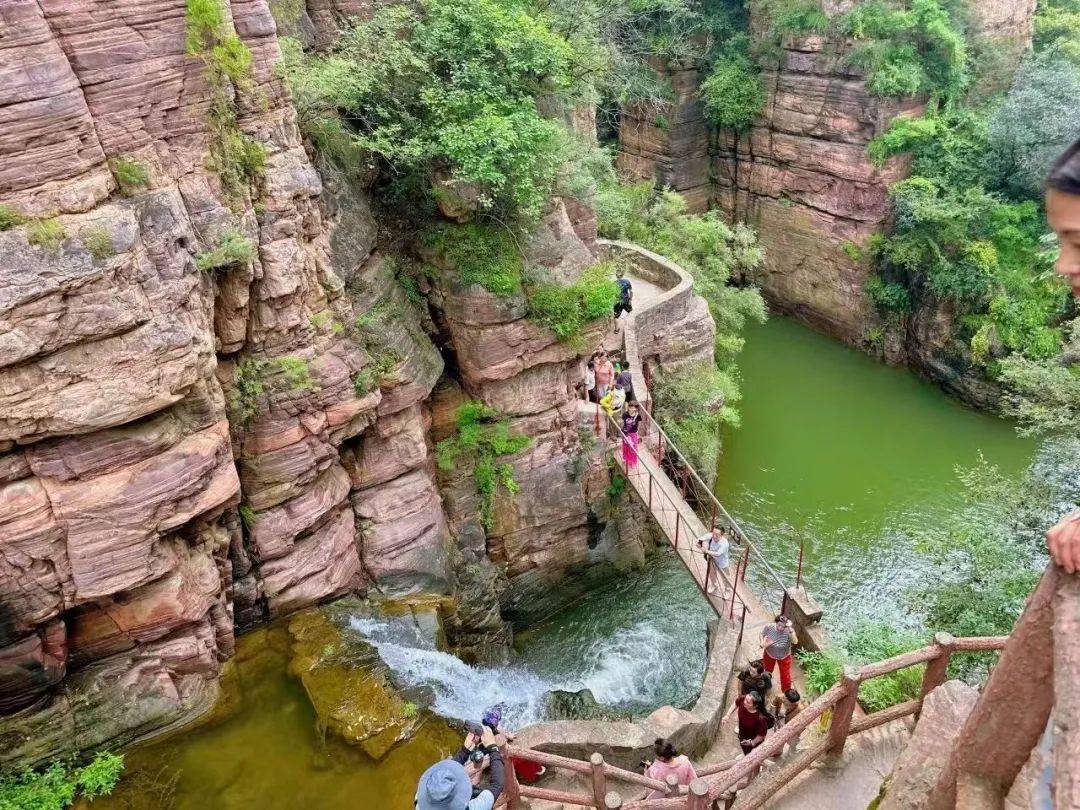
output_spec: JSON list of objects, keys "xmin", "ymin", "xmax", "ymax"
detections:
[
  {"xmin": 633, "ymin": 406, "xmax": 793, "ymax": 609},
  {"xmin": 590, "ymin": 388, "xmax": 792, "ymax": 617},
  {"xmin": 498, "ymin": 633, "xmax": 1009, "ymax": 810},
  {"xmin": 602, "ymin": 407, "xmax": 748, "ymax": 624}
]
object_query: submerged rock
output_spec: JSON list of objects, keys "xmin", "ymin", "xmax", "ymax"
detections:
[
  {"xmin": 287, "ymin": 608, "xmax": 423, "ymax": 759},
  {"xmin": 545, "ymin": 688, "xmax": 622, "ymax": 721}
]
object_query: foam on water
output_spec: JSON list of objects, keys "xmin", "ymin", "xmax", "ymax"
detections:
[{"xmin": 349, "ymin": 615, "xmax": 682, "ymax": 727}]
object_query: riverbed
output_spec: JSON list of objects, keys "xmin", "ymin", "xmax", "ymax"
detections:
[{"xmin": 95, "ymin": 315, "xmax": 1037, "ymax": 809}]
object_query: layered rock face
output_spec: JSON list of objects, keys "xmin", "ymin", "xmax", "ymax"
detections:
[
  {"xmin": 0, "ymin": 0, "xmax": 680, "ymax": 761},
  {"xmin": 711, "ymin": 0, "xmax": 1036, "ymax": 375},
  {"xmin": 617, "ymin": 60, "xmax": 712, "ymax": 213},
  {"xmin": 712, "ymin": 31, "xmax": 918, "ymax": 346},
  {"xmin": 0, "ymin": 0, "xmax": 446, "ymax": 765},
  {"xmin": 423, "ymin": 202, "xmax": 658, "ymax": 633}
]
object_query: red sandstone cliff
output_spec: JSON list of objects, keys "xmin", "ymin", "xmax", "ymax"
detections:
[{"xmin": 0, "ymin": 0, "xmax": 701, "ymax": 763}]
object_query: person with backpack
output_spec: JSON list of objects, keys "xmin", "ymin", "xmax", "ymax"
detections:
[
  {"xmin": 415, "ymin": 726, "xmax": 504, "ymax": 810},
  {"xmin": 613, "ymin": 266, "xmax": 633, "ymax": 331},
  {"xmin": 737, "ymin": 659, "xmax": 773, "ymax": 705}
]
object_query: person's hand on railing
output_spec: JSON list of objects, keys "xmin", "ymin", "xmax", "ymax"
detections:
[{"xmin": 1047, "ymin": 508, "xmax": 1080, "ymax": 573}]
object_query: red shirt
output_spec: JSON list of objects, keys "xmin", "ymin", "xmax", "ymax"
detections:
[{"xmin": 735, "ymin": 700, "xmax": 769, "ymax": 743}]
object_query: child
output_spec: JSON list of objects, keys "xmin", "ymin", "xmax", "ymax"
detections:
[
  {"xmin": 599, "ymin": 385, "xmax": 626, "ymax": 417},
  {"xmin": 770, "ymin": 689, "xmax": 804, "ymax": 755}
]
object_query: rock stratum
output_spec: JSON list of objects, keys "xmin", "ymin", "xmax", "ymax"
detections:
[{"xmin": 0, "ymin": 0, "xmax": 711, "ymax": 766}]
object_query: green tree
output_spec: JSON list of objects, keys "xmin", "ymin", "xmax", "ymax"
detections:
[
  {"xmin": 986, "ymin": 51, "xmax": 1080, "ymax": 200},
  {"xmin": 278, "ymin": 0, "xmax": 583, "ymax": 222}
]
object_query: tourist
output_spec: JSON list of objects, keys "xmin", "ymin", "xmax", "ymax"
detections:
[
  {"xmin": 737, "ymin": 660, "xmax": 772, "ymax": 705},
  {"xmin": 725, "ymin": 692, "xmax": 772, "ymax": 756},
  {"xmin": 621, "ymin": 401, "xmax": 642, "ymax": 470},
  {"xmin": 770, "ymin": 688, "xmax": 804, "ymax": 755},
  {"xmin": 1043, "ymin": 141, "xmax": 1080, "ymax": 573},
  {"xmin": 643, "ymin": 738, "xmax": 697, "ymax": 799},
  {"xmin": 600, "ymin": 384, "xmax": 626, "ymax": 418},
  {"xmin": 615, "ymin": 368, "xmax": 635, "ymax": 403},
  {"xmin": 594, "ymin": 350, "xmax": 615, "ymax": 398},
  {"xmin": 584, "ymin": 359, "xmax": 597, "ymax": 402},
  {"xmin": 696, "ymin": 526, "xmax": 731, "ymax": 600},
  {"xmin": 416, "ymin": 726, "xmax": 504, "ymax": 810},
  {"xmin": 760, "ymin": 615, "xmax": 797, "ymax": 693},
  {"xmin": 613, "ymin": 265, "xmax": 633, "ymax": 331},
  {"xmin": 1046, "ymin": 138, "xmax": 1080, "ymax": 297}
]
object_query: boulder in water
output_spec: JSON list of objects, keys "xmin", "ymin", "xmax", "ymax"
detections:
[
  {"xmin": 545, "ymin": 688, "xmax": 618, "ymax": 721},
  {"xmin": 287, "ymin": 607, "xmax": 423, "ymax": 759}
]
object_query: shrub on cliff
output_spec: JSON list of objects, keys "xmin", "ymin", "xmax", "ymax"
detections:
[
  {"xmin": 0, "ymin": 751, "xmax": 124, "ymax": 810},
  {"xmin": 986, "ymin": 51, "xmax": 1080, "ymax": 200},
  {"xmin": 526, "ymin": 262, "xmax": 619, "ymax": 346},
  {"xmin": 424, "ymin": 223, "xmax": 523, "ymax": 295},
  {"xmin": 437, "ymin": 403, "xmax": 532, "ymax": 529},
  {"xmin": 1035, "ymin": 0, "xmax": 1080, "ymax": 65},
  {"xmin": 650, "ymin": 362, "xmax": 741, "ymax": 474},
  {"xmin": 837, "ymin": 0, "xmax": 969, "ymax": 103},
  {"xmin": 701, "ymin": 54, "xmax": 766, "ymax": 131},
  {"xmin": 278, "ymin": 0, "xmax": 583, "ymax": 223},
  {"xmin": 999, "ymin": 320, "xmax": 1080, "ymax": 437}
]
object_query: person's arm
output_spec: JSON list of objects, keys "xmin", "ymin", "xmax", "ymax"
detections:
[
  {"xmin": 1047, "ymin": 509, "xmax": 1080, "ymax": 573},
  {"xmin": 789, "ymin": 628, "xmax": 799, "ymax": 646},
  {"xmin": 453, "ymin": 746, "xmax": 471, "ymax": 765},
  {"xmin": 485, "ymin": 747, "xmax": 505, "ymax": 801},
  {"xmin": 724, "ymin": 701, "xmax": 738, "ymax": 721}
]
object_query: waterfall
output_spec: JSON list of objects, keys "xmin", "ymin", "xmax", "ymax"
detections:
[{"xmin": 349, "ymin": 615, "xmax": 694, "ymax": 728}]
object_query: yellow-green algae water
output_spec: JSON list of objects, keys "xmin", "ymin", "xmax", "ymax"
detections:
[
  {"xmin": 96, "ymin": 316, "xmax": 1037, "ymax": 808},
  {"xmin": 94, "ymin": 624, "xmax": 460, "ymax": 810}
]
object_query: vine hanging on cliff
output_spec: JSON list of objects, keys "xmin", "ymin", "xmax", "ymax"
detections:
[
  {"xmin": 185, "ymin": 0, "xmax": 268, "ymax": 209},
  {"xmin": 436, "ymin": 402, "xmax": 532, "ymax": 530}
]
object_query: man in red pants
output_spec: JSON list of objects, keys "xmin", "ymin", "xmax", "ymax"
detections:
[{"xmin": 760, "ymin": 615, "xmax": 797, "ymax": 692}]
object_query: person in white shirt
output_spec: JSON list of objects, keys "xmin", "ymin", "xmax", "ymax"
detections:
[{"xmin": 696, "ymin": 526, "xmax": 731, "ymax": 600}]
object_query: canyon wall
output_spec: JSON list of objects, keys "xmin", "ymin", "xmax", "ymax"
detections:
[
  {"xmin": 0, "ymin": 0, "xmax": 692, "ymax": 762},
  {"xmin": 617, "ymin": 1, "xmax": 1037, "ymax": 403},
  {"xmin": 0, "ymin": 0, "xmax": 448, "ymax": 766},
  {"xmin": 712, "ymin": 31, "xmax": 918, "ymax": 347}
]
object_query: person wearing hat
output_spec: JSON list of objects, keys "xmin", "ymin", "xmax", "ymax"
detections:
[
  {"xmin": 760, "ymin": 614, "xmax": 798, "ymax": 692},
  {"xmin": 415, "ymin": 725, "xmax": 505, "ymax": 810}
]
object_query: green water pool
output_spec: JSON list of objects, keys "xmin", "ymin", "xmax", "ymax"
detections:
[{"xmin": 95, "ymin": 315, "xmax": 1037, "ymax": 808}]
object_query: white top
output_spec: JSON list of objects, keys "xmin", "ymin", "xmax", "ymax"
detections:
[
  {"xmin": 698, "ymin": 531, "xmax": 730, "ymax": 568},
  {"xmin": 585, "ymin": 369, "xmax": 595, "ymax": 388}
]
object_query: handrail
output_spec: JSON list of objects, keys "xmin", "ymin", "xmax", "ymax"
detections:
[
  {"xmin": 603, "ymin": 407, "xmax": 748, "ymax": 620},
  {"xmin": 635, "ymin": 406, "xmax": 792, "ymax": 601},
  {"xmin": 499, "ymin": 632, "xmax": 1009, "ymax": 809}
]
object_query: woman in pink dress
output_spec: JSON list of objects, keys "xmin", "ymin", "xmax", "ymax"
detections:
[
  {"xmin": 621, "ymin": 401, "xmax": 641, "ymax": 470},
  {"xmin": 643, "ymin": 738, "xmax": 697, "ymax": 799}
]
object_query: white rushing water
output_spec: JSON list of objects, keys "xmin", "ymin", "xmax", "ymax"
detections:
[{"xmin": 349, "ymin": 615, "xmax": 689, "ymax": 729}]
